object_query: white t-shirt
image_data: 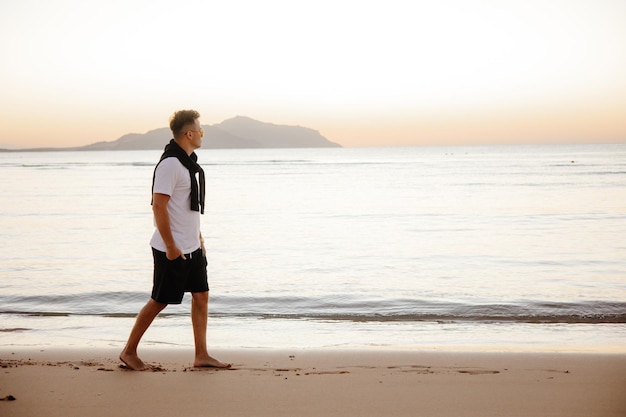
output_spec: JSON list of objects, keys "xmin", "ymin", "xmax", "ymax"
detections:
[{"xmin": 149, "ymin": 157, "xmax": 201, "ymax": 253}]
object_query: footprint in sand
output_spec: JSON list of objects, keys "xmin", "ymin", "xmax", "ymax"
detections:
[{"xmin": 457, "ymin": 369, "xmax": 500, "ymax": 375}]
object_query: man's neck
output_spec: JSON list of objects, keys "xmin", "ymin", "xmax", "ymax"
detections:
[{"xmin": 174, "ymin": 138, "xmax": 195, "ymax": 156}]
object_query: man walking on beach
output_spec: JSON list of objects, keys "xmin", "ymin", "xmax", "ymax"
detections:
[{"xmin": 120, "ymin": 110, "xmax": 230, "ymax": 371}]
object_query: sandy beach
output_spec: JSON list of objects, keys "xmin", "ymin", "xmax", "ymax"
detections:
[{"xmin": 1, "ymin": 348, "xmax": 624, "ymax": 417}]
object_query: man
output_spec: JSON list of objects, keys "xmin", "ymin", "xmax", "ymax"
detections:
[{"xmin": 120, "ymin": 110, "xmax": 230, "ymax": 371}]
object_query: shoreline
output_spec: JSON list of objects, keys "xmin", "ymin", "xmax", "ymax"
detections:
[{"xmin": 2, "ymin": 347, "xmax": 625, "ymax": 417}]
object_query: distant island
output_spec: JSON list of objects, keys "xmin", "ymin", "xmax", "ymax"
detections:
[{"xmin": 0, "ymin": 116, "xmax": 341, "ymax": 151}]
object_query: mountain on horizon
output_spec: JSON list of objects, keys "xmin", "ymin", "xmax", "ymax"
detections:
[{"xmin": 3, "ymin": 116, "xmax": 341, "ymax": 151}]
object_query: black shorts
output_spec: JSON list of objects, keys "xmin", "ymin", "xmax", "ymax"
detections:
[{"xmin": 151, "ymin": 247, "xmax": 209, "ymax": 304}]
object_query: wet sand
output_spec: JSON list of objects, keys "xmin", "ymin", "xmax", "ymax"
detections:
[{"xmin": 1, "ymin": 348, "xmax": 625, "ymax": 417}]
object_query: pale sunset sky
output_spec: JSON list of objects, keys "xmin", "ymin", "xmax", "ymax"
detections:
[{"xmin": 1, "ymin": 0, "xmax": 625, "ymax": 148}]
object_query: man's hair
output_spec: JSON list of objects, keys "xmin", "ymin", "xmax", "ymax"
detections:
[{"xmin": 169, "ymin": 109, "xmax": 200, "ymax": 138}]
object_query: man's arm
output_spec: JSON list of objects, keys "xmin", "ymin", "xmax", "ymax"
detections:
[
  {"xmin": 199, "ymin": 231, "xmax": 207, "ymax": 256},
  {"xmin": 152, "ymin": 192, "xmax": 185, "ymax": 260}
]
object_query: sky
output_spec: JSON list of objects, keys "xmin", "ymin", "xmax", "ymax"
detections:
[{"xmin": 1, "ymin": 0, "xmax": 625, "ymax": 148}]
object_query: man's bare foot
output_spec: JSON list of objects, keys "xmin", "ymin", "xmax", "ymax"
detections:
[
  {"xmin": 119, "ymin": 352, "xmax": 149, "ymax": 371},
  {"xmin": 194, "ymin": 354, "xmax": 231, "ymax": 369}
]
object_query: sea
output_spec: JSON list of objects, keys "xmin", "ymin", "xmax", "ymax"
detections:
[{"xmin": 1, "ymin": 144, "xmax": 625, "ymax": 353}]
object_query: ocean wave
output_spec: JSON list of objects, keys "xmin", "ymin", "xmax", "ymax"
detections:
[{"xmin": 1, "ymin": 293, "xmax": 624, "ymax": 324}]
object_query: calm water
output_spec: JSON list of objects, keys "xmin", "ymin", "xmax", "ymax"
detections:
[{"xmin": 1, "ymin": 144, "xmax": 625, "ymax": 352}]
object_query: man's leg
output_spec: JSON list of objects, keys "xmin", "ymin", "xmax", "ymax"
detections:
[
  {"xmin": 119, "ymin": 298, "xmax": 167, "ymax": 370},
  {"xmin": 191, "ymin": 291, "xmax": 230, "ymax": 368}
]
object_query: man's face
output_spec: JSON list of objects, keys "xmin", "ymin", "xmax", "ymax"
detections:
[{"xmin": 189, "ymin": 119, "xmax": 204, "ymax": 149}]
